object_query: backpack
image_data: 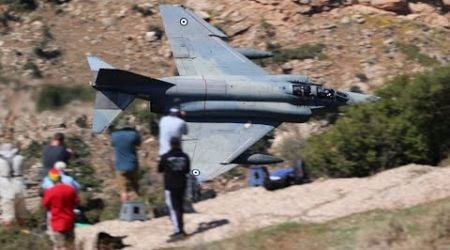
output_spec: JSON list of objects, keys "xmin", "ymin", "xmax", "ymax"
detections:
[{"xmin": 0, "ymin": 154, "xmax": 14, "ymax": 178}]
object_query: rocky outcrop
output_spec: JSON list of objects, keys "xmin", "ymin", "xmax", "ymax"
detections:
[
  {"xmin": 370, "ymin": 0, "xmax": 409, "ymax": 13},
  {"xmin": 76, "ymin": 165, "xmax": 450, "ymax": 250}
]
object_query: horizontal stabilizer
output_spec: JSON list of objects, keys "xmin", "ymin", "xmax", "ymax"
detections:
[
  {"xmin": 87, "ymin": 56, "xmax": 114, "ymax": 71},
  {"xmin": 94, "ymin": 69, "xmax": 174, "ymax": 91}
]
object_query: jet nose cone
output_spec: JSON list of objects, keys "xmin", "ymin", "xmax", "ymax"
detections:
[{"xmin": 344, "ymin": 91, "xmax": 380, "ymax": 104}]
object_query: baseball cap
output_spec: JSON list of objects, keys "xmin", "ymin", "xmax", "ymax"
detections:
[
  {"xmin": 169, "ymin": 107, "xmax": 180, "ymax": 113},
  {"xmin": 54, "ymin": 161, "xmax": 67, "ymax": 171}
]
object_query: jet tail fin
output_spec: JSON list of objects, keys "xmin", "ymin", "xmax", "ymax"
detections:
[{"xmin": 87, "ymin": 56, "xmax": 135, "ymax": 134}]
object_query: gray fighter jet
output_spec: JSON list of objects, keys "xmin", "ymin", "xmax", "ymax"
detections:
[{"xmin": 87, "ymin": 4, "xmax": 377, "ymax": 181}]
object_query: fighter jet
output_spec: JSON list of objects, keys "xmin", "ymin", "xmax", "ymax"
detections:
[{"xmin": 87, "ymin": 4, "xmax": 377, "ymax": 181}]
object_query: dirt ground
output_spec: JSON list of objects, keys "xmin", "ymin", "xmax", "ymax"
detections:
[{"xmin": 76, "ymin": 164, "xmax": 450, "ymax": 249}]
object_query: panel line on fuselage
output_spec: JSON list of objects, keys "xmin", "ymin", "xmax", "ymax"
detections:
[{"xmin": 201, "ymin": 74, "xmax": 207, "ymax": 111}]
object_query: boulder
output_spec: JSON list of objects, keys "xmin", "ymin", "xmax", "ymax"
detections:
[
  {"xmin": 145, "ymin": 31, "xmax": 158, "ymax": 42},
  {"xmin": 253, "ymin": 0, "xmax": 280, "ymax": 5},
  {"xmin": 424, "ymin": 13, "xmax": 450, "ymax": 28},
  {"xmin": 370, "ymin": 0, "xmax": 408, "ymax": 13},
  {"xmin": 443, "ymin": 0, "xmax": 450, "ymax": 8},
  {"xmin": 408, "ymin": 2, "xmax": 435, "ymax": 14}
]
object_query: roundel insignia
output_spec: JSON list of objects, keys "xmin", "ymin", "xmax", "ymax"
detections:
[{"xmin": 180, "ymin": 18, "xmax": 188, "ymax": 26}]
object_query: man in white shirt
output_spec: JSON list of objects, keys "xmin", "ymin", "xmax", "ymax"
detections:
[
  {"xmin": 158, "ymin": 108, "xmax": 188, "ymax": 156},
  {"xmin": 0, "ymin": 143, "xmax": 27, "ymax": 229}
]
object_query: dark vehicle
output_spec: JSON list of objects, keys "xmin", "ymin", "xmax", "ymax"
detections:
[{"xmin": 247, "ymin": 161, "xmax": 309, "ymax": 191}]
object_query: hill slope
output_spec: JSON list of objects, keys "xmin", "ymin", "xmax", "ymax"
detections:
[{"xmin": 76, "ymin": 164, "xmax": 450, "ymax": 249}]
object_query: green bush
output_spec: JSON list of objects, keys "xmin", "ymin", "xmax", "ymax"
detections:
[
  {"xmin": 65, "ymin": 136, "xmax": 100, "ymax": 191},
  {"xmin": 0, "ymin": 227, "xmax": 51, "ymax": 250},
  {"xmin": 0, "ymin": 0, "xmax": 37, "ymax": 11},
  {"xmin": 300, "ymin": 66, "xmax": 450, "ymax": 178},
  {"xmin": 23, "ymin": 61, "xmax": 42, "ymax": 78},
  {"xmin": 396, "ymin": 42, "xmax": 440, "ymax": 67},
  {"xmin": 36, "ymin": 85, "xmax": 94, "ymax": 112},
  {"xmin": 355, "ymin": 73, "xmax": 369, "ymax": 82},
  {"xmin": 271, "ymin": 43, "xmax": 327, "ymax": 63}
]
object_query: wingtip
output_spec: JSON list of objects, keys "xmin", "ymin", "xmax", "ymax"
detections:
[{"xmin": 87, "ymin": 56, "xmax": 114, "ymax": 71}]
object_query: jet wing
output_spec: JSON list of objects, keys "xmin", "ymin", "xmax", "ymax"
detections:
[
  {"xmin": 183, "ymin": 119, "xmax": 279, "ymax": 181},
  {"xmin": 159, "ymin": 4, "xmax": 268, "ymax": 76}
]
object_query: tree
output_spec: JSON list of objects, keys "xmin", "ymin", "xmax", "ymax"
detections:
[{"xmin": 300, "ymin": 66, "xmax": 450, "ymax": 178}]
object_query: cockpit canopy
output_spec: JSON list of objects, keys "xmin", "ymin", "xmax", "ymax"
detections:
[{"xmin": 291, "ymin": 84, "xmax": 350, "ymax": 103}]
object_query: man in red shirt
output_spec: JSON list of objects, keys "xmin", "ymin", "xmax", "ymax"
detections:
[{"xmin": 42, "ymin": 168, "xmax": 79, "ymax": 250}]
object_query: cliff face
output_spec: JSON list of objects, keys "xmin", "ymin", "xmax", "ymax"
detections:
[{"xmin": 0, "ymin": 0, "xmax": 449, "ymax": 208}]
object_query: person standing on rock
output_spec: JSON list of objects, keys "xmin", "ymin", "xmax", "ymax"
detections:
[
  {"xmin": 0, "ymin": 143, "xmax": 28, "ymax": 229},
  {"xmin": 158, "ymin": 107, "xmax": 188, "ymax": 156},
  {"xmin": 158, "ymin": 137, "xmax": 191, "ymax": 239},
  {"xmin": 42, "ymin": 168, "xmax": 79, "ymax": 250},
  {"xmin": 42, "ymin": 132, "xmax": 72, "ymax": 177},
  {"xmin": 111, "ymin": 118, "xmax": 141, "ymax": 202}
]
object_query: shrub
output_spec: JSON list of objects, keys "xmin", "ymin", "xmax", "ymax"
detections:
[
  {"xmin": 23, "ymin": 61, "xmax": 42, "ymax": 78},
  {"xmin": 36, "ymin": 84, "xmax": 94, "ymax": 112},
  {"xmin": 396, "ymin": 42, "xmax": 440, "ymax": 67},
  {"xmin": 301, "ymin": 66, "xmax": 450, "ymax": 178},
  {"xmin": 355, "ymin": 73, "xmax": 368, "ymax": 82},
  {"xmin": 0, "ymin": 0, "xmax": 37, "ymax": 11},
  {"xmin": 0, "ymin": 227, "xmax": 51, "ymax": 250},
  {"xmin": 65, "ymin": 136, "xmax": 100, "ymax": 191},
  {"xmin": 132, "ymin": 4, "xmax": 153, "ymax": 17},
  {"xmin": 271, "ymin": 43, "xmax": 327, "ymax": 63}
]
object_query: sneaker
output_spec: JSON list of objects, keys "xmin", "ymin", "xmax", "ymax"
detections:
[{"xmin": 169, "ymin": 231, "xmax": 187, "ymax": 239}]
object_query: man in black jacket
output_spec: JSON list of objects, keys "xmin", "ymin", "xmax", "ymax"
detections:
[
  {"xmin": 42, "ymin": 133, "xmax": 72, "ymax": 177},
  {"xmin": 158, "ymin": 137, "xmax": 190, "ymax": 239}
]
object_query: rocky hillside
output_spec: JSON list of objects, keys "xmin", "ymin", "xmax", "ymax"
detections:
[{"xmin": 0, "ymin": 0, "xmax": 449, "ymax": 208}]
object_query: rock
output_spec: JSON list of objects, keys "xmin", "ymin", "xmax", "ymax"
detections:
[
  {"xmin": 321, "ymin": 23, "xmax": 337, "ymax": 29},
  {"xmin": 357, "ymin": 0, "xmax": 371, "ymax": 5},
  {"xmin": 404, "ymin": 14, "xmax": 421, "ymax": 21},
  {"xmin": 195, "ymin": 10, "xmax": 211, "ymax": 20},
  {"xmin": 340, "ymin": 16, "xmax": 351, "ymax": 24},
  {"xmin": 370, "ymin": 0, "xmax": 408, "ymax": 13},
  {"xmin": 344, "ymin": 4, "xmax": 397, "ymax": 15},
  {"xmin": 382, "ymin": 38, "xmax": 395, "ymax": 46},
  {"xmin": 101, "ymin": 17, "xmax": 116, "ymax": 28},
  {"xmin": 408, "ymin": 2, "xmax": 435, "ymax": 14},
  {"xmin": 229, "ymin": 11, "xmax": 246, "ymax": 23},
  {"xmin": 281, "ymin": 61, "xmax": 294, "ymax": 73},
  {"xmin": 424, "ymin": 13, "xmax": 450, "ymax": 28},
  {"xmin": 227, "ymin": 23, "xmax": 252, "ymax": 37},
  {"xmin": 145, "ymin": 31, "xmax": 158, "ymax": 42},
  {"xmin": 117, "ymin": 7, "xmax": 127, "ymax": 18},
  {"xmin": 298, "ymin": 0, "xmax": 311, "ymax": 4},
  {"xmin": 297, "ymin": 5, "xmax": 313, "ymax": 14},
  {"xmin": 254, "ymin": 0, "xmax": 280, "ymax": 5},
  {"xmin": 443, "ymin": 0, "xmax": 450, "ymax": 7},
  {"xmin": 31, "ymin": 21, "xmax": 44, "ymax": 31},
  {"xmin": 352, "ymin": 14, "xmax": 366, "ymax": 24},
  {"xmin": 132, "ymin": 3, "xmax": 153, "ymax": 17}
]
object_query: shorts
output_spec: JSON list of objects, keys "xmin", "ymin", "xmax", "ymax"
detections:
[
  {"xmin": 115, "ymin": 169, "xmax": 139, "ymax": 194},
  {"xmin": 0, "ymin": 196, "xmax": 27, "ymax": 222},
  {"xmin": 49, "ymin": 229, "xmax": 75, "ymax": 249}
]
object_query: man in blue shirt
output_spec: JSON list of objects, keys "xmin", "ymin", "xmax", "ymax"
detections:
[
  {"xmin": 111, "ymin": 119, "xmax": 141, "ymax": 202},
  {"xmin": 41, "ymin": 161, "xmax": 81, "ymax": 192}
]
